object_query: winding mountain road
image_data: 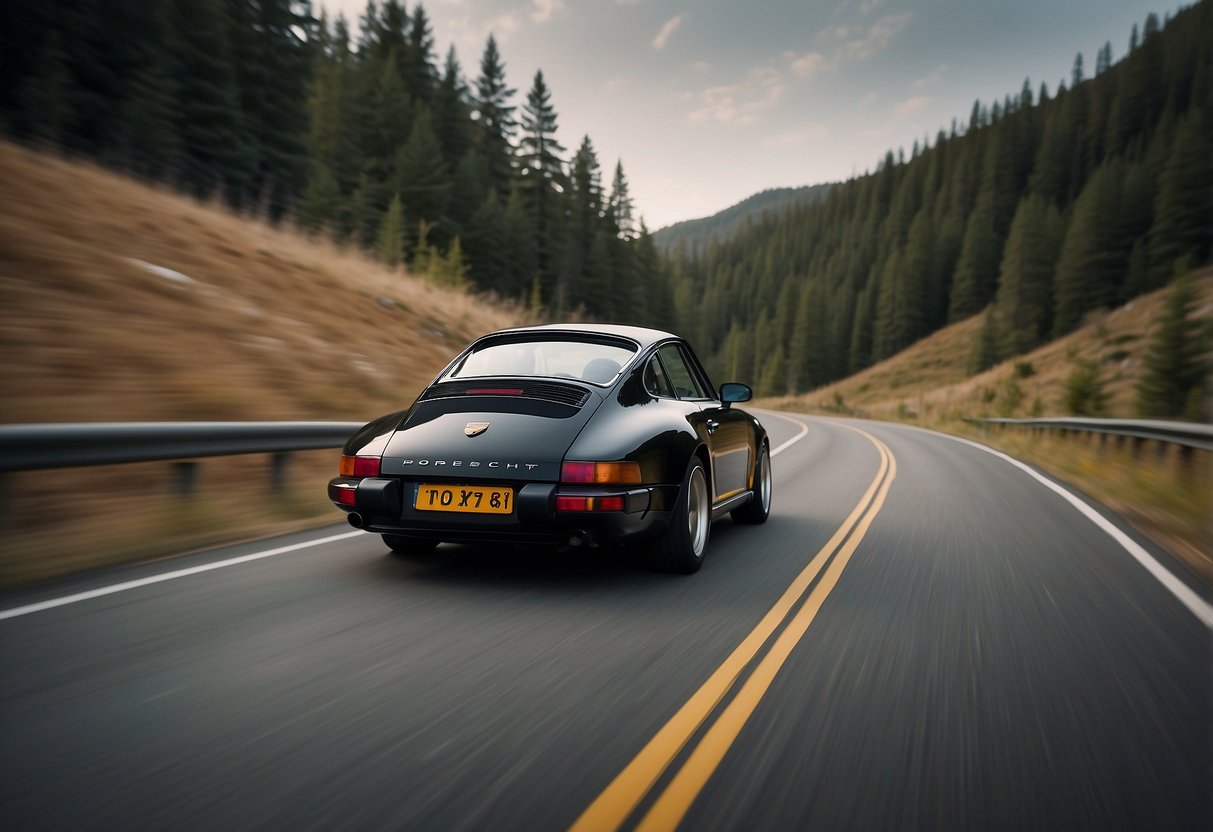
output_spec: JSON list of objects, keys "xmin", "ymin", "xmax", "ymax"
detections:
[{"xmin": 2, "ymin": 413, "xmax": 1208, "ymax": 830}]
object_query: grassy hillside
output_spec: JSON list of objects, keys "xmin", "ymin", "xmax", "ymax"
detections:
[
  {"xmin": 765, "ymin": 272, "xmax": 1213, "ymax": 581},
  {"xmin": 769, "ymin": 271, "xmax": 1212, "ymax": 422},
  {"xmin": 0, "ymin": 141, "xmax": 523, "ymax": 585}
]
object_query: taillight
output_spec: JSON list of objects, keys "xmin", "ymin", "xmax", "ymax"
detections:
[
  {"xmin": 555, "ymin": 495, "xmax": 626, "ymax": 512},
  {"xmin": 333, "ymin": 483, "xmax": 357, "ymax": 506},
  {"xmin": 560, "ymin": 461, "xmax": 642, "ymax": 484},
  {"xmin": 339, "ymin": 455, "xmax": 381, "ymax": 477}
]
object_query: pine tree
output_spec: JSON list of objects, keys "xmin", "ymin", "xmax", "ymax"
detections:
[
  {"xmin": 170, "ymin": 0, "xmax": 252, "ymax": 203},
  {"xmin": 503, "ymin": 185, "xmax": 537, "ymax": 300},
  {"xmin": 377, "ymin": 192, "xmax": 406, "ymax": 266},
  {"xmin": 609, "ymin": 161, "xmax": 636, "ymax": 241},
  {"xmin": 1136, "ymin": 272, "xmax": 1209, "ymax": 418},
  {"xmin": 394, "ymin": 103, "xmax": 450, "ymax": 245},
  {"xmin": 401, "ymin": 3, "xmax": 437, "ymax": 101},
  {"xmin": 518, "ymin": 70, "xmax": 565, "ymax": 284},
  {"xmin": 993, "ymin": 195, "xmax": 1064, "ymax": 356},
  {"xmin": 432, "ymin": 46, "xmax": 471, "ymax": 170},
  {"xmin": 463, "ymin": 191, "xmax": 509, "ymax": 293},
  {"xmin": 1052, "ymin": 161, "xmax": 1128, "ymax": 335},
  {"xmin": 17, "ymin": 30, "xmax": 73, "ymax": 146},
  {"xmin": 473, "ymin": 35, "xmax": 516, "ymax": 199},
  {"xmin": 1148, "ymin": 112, "xmax": 1213, "ymax": 282}
]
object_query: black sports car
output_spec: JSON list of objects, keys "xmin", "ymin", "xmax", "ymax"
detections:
[{"xmin": 328, "ymin": 324, "xmax": 771, "ymax": 572}]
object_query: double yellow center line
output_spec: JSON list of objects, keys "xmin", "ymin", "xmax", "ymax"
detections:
[{"xmin": 570, "ymin": 423, "xmax": 897, "ymax": 832}]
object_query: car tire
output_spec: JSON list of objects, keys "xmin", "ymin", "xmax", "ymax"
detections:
[
  {"xmin": 382, "ymin": 534, "xmax": 440, "ymax": 556},
  {"xmin": 652, "ymin": 458, "xmax": 711, "ymax": 574},
  {"xmin": 731, "ymin": 442, "xmax": 771, "ymax": 525}
]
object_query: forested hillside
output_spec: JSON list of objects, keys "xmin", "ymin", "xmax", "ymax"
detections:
[
  {"xmin": 3, "ymin": 0, "xmax": 1210, "ymax": 411},
  {"xmin": 665, "ymin": 1, "xmax": 1211, "ymax": 397},
  {"xmin": 653, "ymin": 184, "xmax": 833, "ymax": 256},
  {"xmin": 1, "ymin": 0, "xmax": 672, "ymax": 325}
]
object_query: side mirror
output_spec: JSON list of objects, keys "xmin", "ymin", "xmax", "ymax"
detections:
[{"xmin": 720, "ymin": 382, "xmax": 752, "ymax": 408}]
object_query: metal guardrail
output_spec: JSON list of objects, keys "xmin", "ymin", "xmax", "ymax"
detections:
[
  {"xmin": 0, "ymin": 421, "xmax": 364, "ymax": 494},
  {"xmin": 977, "ymin": 417, "xmax": 1213, "ymax": 453}
]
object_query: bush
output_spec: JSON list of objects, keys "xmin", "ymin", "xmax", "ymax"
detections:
[
  {"xmin": 1012, "ymin": 361, "xmax": 1036, "ymax": 379},
  {"xmin": 1065, "ymin": 359, "xmax": 1110, "ymax": 415}
]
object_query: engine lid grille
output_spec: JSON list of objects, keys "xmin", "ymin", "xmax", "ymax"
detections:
[{"xmin": 420, "ymin": 381, "xmax": 592, "ymax": 408}]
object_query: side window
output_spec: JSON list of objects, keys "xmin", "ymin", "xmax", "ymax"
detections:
[
  {"xmin": 644, "ymin": 355, "xmax": 675, "ymax": 398},
  {"xmin": 658, "ymin": 344, "xmax": 707, "ymax": 399}
]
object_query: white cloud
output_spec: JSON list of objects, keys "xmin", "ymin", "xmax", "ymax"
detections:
[
  {"xmin": 690, "ymin": 60, "xmax": 712, "ymax": 72},
  {"xmin": 840, "ymin": 12, "xmax": 912, "ymax": 61},
  {"xmin": 911, "ymin": 64, "xmax": 950, "ymax": 89},
  {"xmin": 484, "ymin": 10, "xmax": 523, "ymax": 39},
  {"xmin": 787, "ymin": 51, "xmax": 828, "ymax": 79},
  {"xmin": 860, "ymin": 91, "xmax": 879, "ymax": 106},
  {"xmin": 890, "ymin": 95, "xmax": 931, "ymax": 120},
  {"xmin": 763, "ymin": 126, "xmax": 828, "ymax": 148},
  {"xmin": 652, "ymin": 15, "xmax": 684, "ymax": 50},
  {"xmin": 858, "ymin": 0, "xmax": 886, "ymax": 14},
  {"xmin": 530, "ymin": 0, "xmax": 563, "ymax": 23},
  {"xmin": 690, "ymin": 66, "xmax": 786, "ymax": 125}
]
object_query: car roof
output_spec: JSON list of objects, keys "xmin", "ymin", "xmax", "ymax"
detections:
[{"xmin": 477, "ymin": 323, "xmax": 680, "ymax": 350}]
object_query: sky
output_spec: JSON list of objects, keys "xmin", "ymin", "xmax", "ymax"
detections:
[{"xmin": 318, "ymin": 0, "xmax": 1174, "ymax": 229}]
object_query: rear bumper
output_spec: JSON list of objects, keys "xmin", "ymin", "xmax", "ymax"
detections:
[{"xmin": 328, "ymin": 476, "xmax": 675, "ymax": 547}]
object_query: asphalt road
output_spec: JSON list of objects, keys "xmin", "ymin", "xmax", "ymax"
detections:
[{"xmin": 1, "ymin": 414, "xmax": 1209, "ymax": 831}]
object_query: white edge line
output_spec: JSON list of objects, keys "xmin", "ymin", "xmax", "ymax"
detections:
[
  {"xmin": 0, "ymin": 530, "xmax": 365, "ymax": 622},
  {"xmin": 937, "ymin": 431, "xmax": 1213, "ymax": 629},
  {"xmin": 3, "ymin": 415, "xmax": 809, "ymax": 625},
  {"xmin": 757, "ymin": 409, "xmax": 810, "ymax": 457}
]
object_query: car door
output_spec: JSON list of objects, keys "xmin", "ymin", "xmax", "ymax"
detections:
[{"xmin": 655, "ymin": 343, "xmax": 751, "ymax": 503}]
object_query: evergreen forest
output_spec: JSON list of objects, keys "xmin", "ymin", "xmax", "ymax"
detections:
[{"xmin": 2, "ymin": 0, "xmax": 1210, "ymax": 401}]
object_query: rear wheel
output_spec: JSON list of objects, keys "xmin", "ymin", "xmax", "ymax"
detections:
[
  {"xmin": 382, "ymin": 534, "xmax": 440, "ymax": 556},
  {"xmin": 731, "ymin": 443, "xmax": 771, "ymax": 525},
  {"xmin": 652, "ymin": 458, "xmax": 710, "ymax": 574}
]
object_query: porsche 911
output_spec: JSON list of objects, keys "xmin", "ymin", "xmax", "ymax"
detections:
[{"xmin": 328, "ymin": 324, "xmax": 771, "ymax": 572}]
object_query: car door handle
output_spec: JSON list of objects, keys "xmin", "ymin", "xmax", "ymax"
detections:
[{"xmin": 706, "ymin": 419, "xmax": 720, "ymax": 433}]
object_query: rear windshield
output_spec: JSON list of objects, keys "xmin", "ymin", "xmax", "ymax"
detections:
[{"xmin": 446, "ymin": 338, "xmax": 637, "ymax": 385}]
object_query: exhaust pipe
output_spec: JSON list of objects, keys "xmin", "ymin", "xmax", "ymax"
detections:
[{"xmin": 348, "ymin": 512, "xmax": 365, "ymax": 529}]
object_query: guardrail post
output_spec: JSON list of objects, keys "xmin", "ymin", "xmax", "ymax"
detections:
[
  {"xmin": 173, "ymin": 461, "xmax": 198, "ymax": 497},
  {"xmin": 270, "ymin": 452, "xmax": 290, "ymax": 495}
]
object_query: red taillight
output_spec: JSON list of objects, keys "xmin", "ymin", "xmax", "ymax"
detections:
[
  {"xmin": 556, "ymin": 495, "xmax": 588, "ymax": 512},
  {"xmin": 560, "ymin": 461, "xmax": 642, "ymax": 484},
  {"xmin": 555, "ymin": 494, "xmax": 626, "ymax": 512},
  {"xmin": 339, "ymin": 455, "xmax": 381, "ymax": 477},
  {"xmin": 334, "ymin": 484, "xmax": 357, "ymax": 506}
]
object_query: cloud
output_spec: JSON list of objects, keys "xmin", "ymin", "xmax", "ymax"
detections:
[
  {"xmin": 487, "ymin": 11, "xmax": 523, "ymax": 38},
  {"xmin": 652, "ymin": 15, "xmax": 684, "ymax": 50},
  {"xmin": 530, "ymin": 0, "xmax": 563, "ymax": 23},
  {"xmin": 763, "ymin": 125, "xmax": 828, "ymax": 149},
  {"xmin": 689, "ymin": 60, "xmax": 712, "ymax": 72},
  {"xmin": 860, "ymin": 91, "xmax": 879, "ymax": 106},
  {"xmin": 787, "ymin": 51, "xmax": 828, "ymax": 79},
  {"xmin": 890, "ymin": 95, "xmax": 931, "ymax": 120},
  {"xmin": 911, "ymin": 64, "xmax": 950, "ymax": 89},
  {"xmin": 839, "ymin": 12, "xmax": 912, "ymax": 61},
  {"xmin": 858, "ymin": 0, "xmax": 886, "ymax": 14},
  {"xmin": 690, "ymin": 66, "xmax": 786, "ymax": 125}
]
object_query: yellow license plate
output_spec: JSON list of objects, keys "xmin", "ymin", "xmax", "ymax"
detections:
[{"xmin": 416, "ymin": 484, "xmax": 515, "ymax": 514}]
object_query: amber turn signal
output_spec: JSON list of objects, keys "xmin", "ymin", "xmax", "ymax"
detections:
[
  {"xmin": 560, "ymin": 461, "xmax": 642, "ymax": 484},
  {"xmin": 339, "ymin": 455, "xmax": 381, "ymax": 478}
]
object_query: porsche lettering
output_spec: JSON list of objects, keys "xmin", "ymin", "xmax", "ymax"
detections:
[{"xmin": 401, "ymin": 459, "xmax": 539, "ymax": 470}]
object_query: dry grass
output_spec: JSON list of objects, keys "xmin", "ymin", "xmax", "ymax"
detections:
[
  {"xmin": 770, "ymin": 270, "xmax": 1213, "ymax": 423},
  {"xmin": 764, "ymin": 270, "xmax": 1213, "ymax": 584},
  {"xmin": 0, "ymin": 141, "xmax": 525, "ymax": 586}
]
